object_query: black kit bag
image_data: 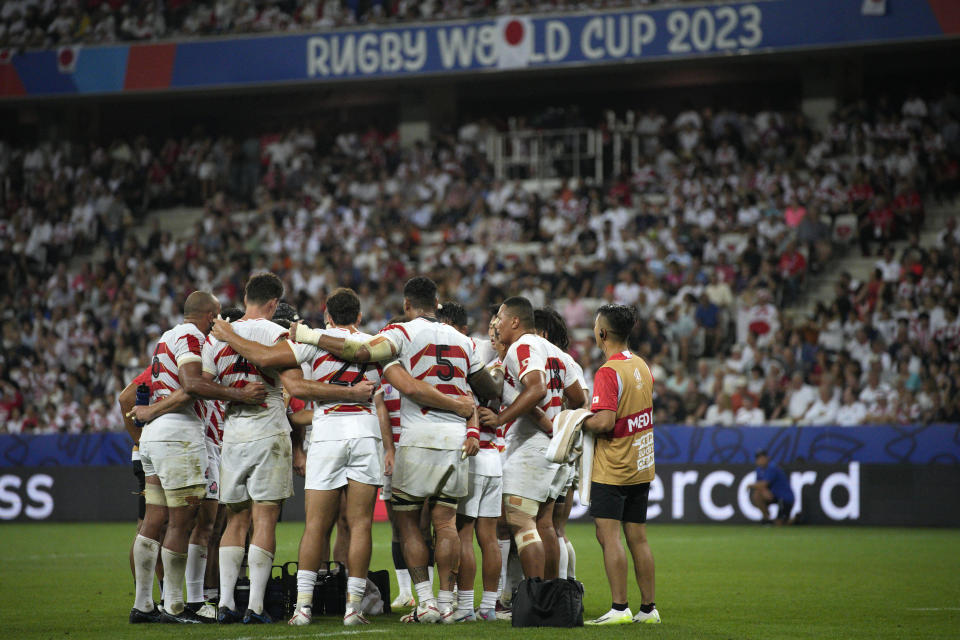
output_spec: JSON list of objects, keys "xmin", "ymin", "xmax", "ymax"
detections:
[
  {"xmin": 367, "ymin": 569, "xmax": 392, "ymax": 614},
  {"xmin": 312, "ymin": 561, "xmax": 347, "ymax": 615},
  {"xmin": 233, "ymin": 562, "xmax": 297, "ymax": 622},
  {"xmin": 511, "ymin": 577, "xmax": 584, "ymax": 628}
]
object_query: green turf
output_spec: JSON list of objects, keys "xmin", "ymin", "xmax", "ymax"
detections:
[{"xmin": 0, "ymin": 522, "xmax": 957, "ymax": 639}]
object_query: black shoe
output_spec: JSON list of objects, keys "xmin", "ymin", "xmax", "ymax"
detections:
[
  {"xmin": 243, "ymin": 608, "xmax": 273, "ymax": 624},
  {"xmin": 217, "ymin": 607, "xmax": 243, "ymax": 624},
  {"xmin": 158, "ymin": 606, "xmax": 205, "ymax": 624},
  {"xmin": 129, "ymin": 606, "xmax": 161, "ymax": 623}
]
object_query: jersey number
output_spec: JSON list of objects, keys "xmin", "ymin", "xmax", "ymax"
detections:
[
  {"xmin": 235, "ymin": 355, "xmax": 253, "ymax": 375},
  {"xmin": 331, "ymin": 362, "xmax": 368, "ymax": 386},
  {"xmin": 547, "ymin": 357, "xmax": 564, "ymax": 391},
  {"xmin": 436, "ymin": 345, "xmax": 455, "ymax": 381}
]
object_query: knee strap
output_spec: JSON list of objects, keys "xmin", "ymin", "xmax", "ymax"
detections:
[{"xmin": 515, "ymin": 529, "xmax": 541, "ymax": 552}]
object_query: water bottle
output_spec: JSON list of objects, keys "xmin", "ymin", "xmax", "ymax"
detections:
[{"xmin": 134, "ymin": 383, "xmax": 150, "ymax": 428}]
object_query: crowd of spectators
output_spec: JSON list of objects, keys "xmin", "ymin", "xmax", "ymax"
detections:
[
  {"xmin": 1, "ymin": 0, "xmax": 705, "ymax": 50},
  {"xmin": 1, "ymin": 90, "xmax": 959, "ymax": 434}
]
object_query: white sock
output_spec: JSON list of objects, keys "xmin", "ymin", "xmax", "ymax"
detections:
[
  {"xmin": 457, "ymin": 589, "xmax": 474, "ymax": 611},
  {"xmin": 296, "ymin": 569, "xmax": 317, "ymax": 607},
  {"xmin": 218, "ymin": 546, "xmax": 245, "ymax": 611},
  {"xmin": 204, "ymin": 587, "xmax": 218, "ymax": 602},
  {"xmin": 437, "ymin": 589, "xmax": 454, "ymax": 610},
  {"xmin": 347, "ymin": 576, "xmax": 366, "ymax": 610},
  {"xmin": 497, "ymin": 539, "xmax": 510, "ymax": 598},
  {"xmin": 185, "ymin": 543, "xmax": 207, "ymax": 604},
  {"xmin": 565, "ymin": 538, "xmax": 576, "ymax": 579},
  {"xmin": 247, "ymin": 545, "xmax": 274, "ymax": 615},
  {"xmin": 505, "ymin": 549, "xmax": 523, "ymax": 604},
  {"xmin": 480, "ymin": 590, "xmax": 497, "ymax": 611},
  {"xmin": 161, "ymin": 548, "xmax": 188, "ymax": 615},
  {"xmin": 415, "ymin": 580, "xmax": 435, "ymax": 607},
  {"xmin": 395, "ymin": 568, "xmax": 411, "ymax": 595},
  {"xmin": 557, "ymin": 535, "xmax": 569, "ymax": 579},
  {"xmin": 133, "ymin": 535, "xmax": 160, "ymax": 612},
  {"xmin": 428, "ymin": 566, "xmax": 434, "ymax": 584}
]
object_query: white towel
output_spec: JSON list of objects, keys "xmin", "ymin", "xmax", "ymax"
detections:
[
  {"xmin": 579, "ymin": 430, "xmax": 595, "ymax": 506},
  {"xmin": 546, "ymin": 408, "xmax": 592, "ymax": 463}
]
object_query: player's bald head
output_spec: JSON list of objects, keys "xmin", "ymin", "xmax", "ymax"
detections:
[
  {"xmin": 500, "ymin": 296, "xmax": 534, "ymax": 330},
  {"xmin": 183, "ymin": 290, "xmax": 220, "ymax": 317}
]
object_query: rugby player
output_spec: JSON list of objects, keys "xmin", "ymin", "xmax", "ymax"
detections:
[
  {"xmin": 200, "ymin": 273, "xmax": 321, "ymax": 624},
  {"xmin": 286, "ymin": 276, "xmax": 500, "ymax": 623},
  {"xmin": 534, "ymin": 307, "xmax": 589, "ymax": 581},
  {"xmin": 437, "ymin": 302, "xmax": 503, "ymax": 622},
  {"xmin": 478, "ymin": 297, "xmax": 585, "ymax": 581},
  {"xmin": 129, "ymin": 291, "xmax": 267, "ymax": 624}
]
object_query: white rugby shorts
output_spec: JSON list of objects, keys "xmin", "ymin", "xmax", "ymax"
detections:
[
  {"xmin": 305, "ymin": 437, "xmax": 382, "ymax": 491},
  {"xmin": 502, "ymin": 433, "xmax": 560, "ymax": 504},
  {"xmin": 219, "ymin": 433, "xmax": 293, "ymax": 504},
  {"xmin": 392, "ymin": 446, "xmax": 468, "ymax": 500},
  {"xmin": 458, "ymin": 471, "xmax": 503, "ymax": 519},
  {"xmin": 139, "ymin": 440, "xmax": 206, "ymax": 491}
]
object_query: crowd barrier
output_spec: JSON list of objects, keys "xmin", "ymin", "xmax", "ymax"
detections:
[{"xmin": 1, "ymin": 425, "xmax": 957, "ymax": 525}]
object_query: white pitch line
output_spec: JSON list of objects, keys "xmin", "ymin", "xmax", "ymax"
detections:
[
  {"xmin": 905, "ymin": 607, "xmax": 960, "ymax": 611},
  {"xmin": 233, "ymin": 629, "xmax": 388, "ymax": 640}
]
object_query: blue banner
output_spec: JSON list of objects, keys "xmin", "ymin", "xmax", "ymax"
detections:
[
  {"xmin": 2, "ymin": 0, "xmax": 957, "ymax": 98},
  {"xmin": 654, "ymin": 424, "xmax": 960, "ymax": 465},
  {"xmin": 1, "ymin": 424, "xmax": 957, "ymax": 467}
]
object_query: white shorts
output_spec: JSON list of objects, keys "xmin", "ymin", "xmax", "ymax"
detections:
[
  {"xmin": 220, "ymin": 434, "xmax": 293, "ymax": 504},
  {"xmin": 458, "ymin": 471, "xmax": 503, "ymax": 519},
  {"xmin": 305, "ymin": 437, "xmax": 382, "ymax": 491},
  {"xmin": 140, "ymin": 440, "xmax": 206, "ymax": 491},
  {"xmin": 548, "ymin": 464, "xmax": 571, "ymax": 501},
  {"xmin": 502, "ymin": 435, "xmax": 560, "ymax": 504},
  {"xmin": 392, "ymin": 446, "xmax": 468, "ymax": 501},
  {"xmin": 563, "ymin": 460, "xmax": 578, "ymax": 492},
  {"xmin": 204, "ymin": 440, "xmax": 221, "ymax": 501}
]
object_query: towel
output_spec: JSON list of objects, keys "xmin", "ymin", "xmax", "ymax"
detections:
[
  {"xmin": 546, "ymin": 408, "xmax": 592, "ymax": 463},
  {"xmin": 579, "ymin": 430, "xmax": 595, "ymax": 506}
]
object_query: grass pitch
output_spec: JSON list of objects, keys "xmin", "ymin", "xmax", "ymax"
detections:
[{"xmin": 0, "ymin": 521, "xmax": 957, "ymax": 639}]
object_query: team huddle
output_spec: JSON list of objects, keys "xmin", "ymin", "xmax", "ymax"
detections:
[{"xmin": 121, "ymin": 272, "xmax": 661, "ymax": 626}]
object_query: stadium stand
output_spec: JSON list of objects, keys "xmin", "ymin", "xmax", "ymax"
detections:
[
  {"xmin": 0, "ymin": 0, "xmax": 708, "ymax": 48},
  {"xmin": 1, "ymin": 89, "xmax": 958, "ymax": 434}
]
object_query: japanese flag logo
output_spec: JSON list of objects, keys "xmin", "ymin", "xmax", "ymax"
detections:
[{"xmin": 496, "ymin": 16, "xmax": 533, "ymax": 69}]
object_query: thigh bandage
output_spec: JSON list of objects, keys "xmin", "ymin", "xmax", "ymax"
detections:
[
  {"xmin": 144, "ymin": 484, "xmax": 166, "ymax": 506},
  {"xmin": 391, "ymin": 489, "xmax": 426, "ymax": 512},
  {"xmin": 164, "ymin": 484, "xmax": 206, "ymax": 508},
  {"xmin": 515, "ymin": 529, "xmax": 542, "ymax": 551}
]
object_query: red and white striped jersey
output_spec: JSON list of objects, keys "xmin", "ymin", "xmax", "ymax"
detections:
[
  {"xmin": 379, "ymin": 316, "xmax": 484, "ymax": 449},
  {"xmin": 289, "ymin": 326, "xmax": 383, "ymax": 442},
  {"xmin": 559, "ymin": 351, "xmax": 587, "ymax": 401},
  {"xmin": 140, "ymin": 322, "xmax": 205, "ymax": 444},
  {"xmin": 202, "ymin": 399, "xmax": 226, "ymax": 448},
  {"xmin": 502, "ymin": 333, "xmax": 577, "ymax": 444},
  {"xmin": 202, "ymin": 318, "xmax": 289, "ymax": 443},
  {"xmin": 382, "ymin": 383, "xmax": 402, "ymax": 445}
]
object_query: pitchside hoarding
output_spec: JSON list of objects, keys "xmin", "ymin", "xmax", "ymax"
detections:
[
  {"xmin": 1, "ymin": 462, "xmax": 957, "ymax": 526},
  {"xmin": 1, "ymin": 0, "xmax": 958, "ymax": 98}
]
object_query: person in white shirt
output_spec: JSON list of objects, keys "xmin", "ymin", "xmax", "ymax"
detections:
[
  {"xmin": 734, "ymin": 395, "xmax": 766, "ymax": 426},
  {"xmin": 126, "ymin": 292, "xmax": 267, "ymax": 624},
  {"xmin": 779, "ymin": 373, "xmax": 818, "ymax": 422},
  {"xmin": 477, "ymin": 297, "xmax": 585, "ymax": 584},
  {"xmin": 836, "ymin": 388, "xmax": 868, "ymax": 426},
  {"xmin": 703, "ymin": 393, "xmax": 735, "ymax": 426},
  {"xmin": 802, "ymin": 383, "xmax": 840, "ymax": 425}
]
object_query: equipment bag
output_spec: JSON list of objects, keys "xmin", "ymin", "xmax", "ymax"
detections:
[
  {"xmin": 511, "ymin": 577, "xmax": 584, "ymax": 628},
  {"xmin": 367, "ymin": 569, "xmax": 392, "ymax": 614},
  {"xmin": 233, "ymin": 561, "xmax": 297, "ymax": 622},
  {"xmin": 312, "ymin": 561, "xmax": 347, "ymax": 615}
]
